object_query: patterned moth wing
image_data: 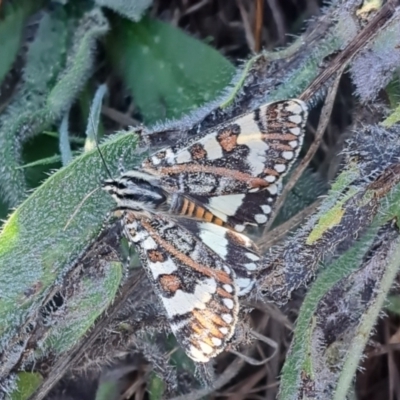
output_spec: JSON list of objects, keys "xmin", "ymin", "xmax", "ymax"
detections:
[
  {"xmin": 175, "ymin": 218, "xmax": 260, "ymax": 295},
  {"xmin": 170, "ymin": 191, "xmax": 280, "ymax": 232},
  {"xmin": 122, "ymin": 214, "xmax": 239, "ymax": 362},
  {"xmin": 141, "ymin": 99, "xmax": 308, "ymax": 231},
  {"xmin": 103, "ymin": 175, "xmax": 261, "ymax": 362}
]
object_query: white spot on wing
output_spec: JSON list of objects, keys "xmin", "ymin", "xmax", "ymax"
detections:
[
  {"xmin": 164, "ymin": 148, "xmax": 175, "ymax": 164},
  {"xmin": 254, "ymin": 214, "xmax": 267, "ymax": 224},
  {"xmin": 149, "ymin": 257, "xmax": 177, "ymax": 279},
  {"xmin": 198, "ymin": 133, "xmax": 223, "ymax": 160},
  {"xmin": 289, "ymin": 114, "xmax": 303, "ymax": 124},
  {"xmin": 199, "ymin": 223, "xmax": 229, "ymax": 259},
  {"xmin": 290, "ymin": 127, "xmax": 301, "ymax": 136},
  {"xmin": 223, "ymin": 298, "xmax": 234, "ymax": 309},
  {"xmin": 176, "ymin": 150, "xmax": 192, "ymax": 163},
  {"xmin": 199, "ymin": 341, "xmax": 214, "ymax": 355},
  {"xmin": 235, "ymin": 277, "xmax": 254, "ymax": 295},
  {"xmin": 274, "ymin": 164, "xmax": 286, "ymax": 173},
  {"xmin": 188, "ymin": 345, "xmax": 209, "ymax": 362},
  {"xmin": 235, "ymin": 114, "xmax": 269, "ymax": 175},
  {"xmin": 244, "ymin": 262, "xmax": 258, "ymax": 271},
  {"xmin": 151, "ymin": 155, "xmax": 161, "ymax": 165},
  {"xmin": 223, "ymin": 284, "xmax": 233, "ymax": 293},
  {"xmin": 222, "ymin": 313, "xmax": 233, "ymax": 324},
  {"xmin": 261, "ymin": 204, "xmax": 272, "ymax": 214},
  {"xmin": 208, "ymin": 194, "xmax": 245, "ymax": 216},
  {"xmin": 286, "ymin": 100, "xmax": 304, "ymax": 114},
  {"xmin": 246, "ymin": 252, "xmax": 260, "ymax": 261},
  {"xmin": 222, "ymin": 265, "xmax": 231, "ymax": 274},
  {"xmin": 267, "ymin": 184, "xmax": 278, "ymax": 195},
  {"xmin": 282, "ymin": 151, "xmax": 294, "ymax": 160},
  {"xmin": 234, "ymin": 224, "xmax": 245, "ymax": 232},
  {"xmin": 142, "ymin": 236, "xmax": 157, "ymax": 250},
  {"xmin": 212, "ymin": 337, "xmax": 222, "ymax": 346},
  {"xmin": 162, "ymin": 277, "xmax": 216, "ymax": 317}
]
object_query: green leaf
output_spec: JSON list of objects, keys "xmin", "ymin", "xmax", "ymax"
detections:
[
  {"xmin": 42, "ymin": 130, "xmax": 85, "ymax": 144},
  {"xmin": 11, "ymin": 372, "xmax": 42, "ymax": 400},
  {"xmin": 84, "ymin": 84, "xmax": 108, "ymax": 152},
  {"xmin": 59, "ymin": 108, "xmax": 73, "ymax": 166},
  {"xmin": 381, "ymin": 102, "xmax": 400, "ymax": 127},
  {"xmin": 95, "ymin": 380, "xmax": 120, "ymax": 400},
  {"xmin": 95, "ymin": 0, "xmax": 152, "ymax": 22},
  {"xmin": 106, "ymin": 16, "xmax": 235, "ymax": 125},
  {"xmin": 0, "ymin": 132, "xmax": 139, "ymax": 352},
  {"xmin": 0, "ymin": 1, "xmax": 39, "ymax": 88},
  {"xmin": 148, "ymin": 373, "xmax": 165, "ymax": 400},
  {"xmin": 0, "ymin": 7, "xmax": 110, "ymax": 207},
  {"xmin": 386, "ymin": 294, "xmax": 400, "ymax": 316},
  {"xmin": 16, "ymin": 154, "xmax": 65, "ymax": 169},
  {"xmin": 279, "ymin": 227, "xmax": 378, "ymax": 399},
  {"xmin": 41, "ymin": 261, "xmax": 122, "ymax": 354}
]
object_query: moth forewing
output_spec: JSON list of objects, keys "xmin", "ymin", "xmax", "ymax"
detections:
[{"xmin": 139, "ymin": 99, "xmax": 308, "ymax": 230}]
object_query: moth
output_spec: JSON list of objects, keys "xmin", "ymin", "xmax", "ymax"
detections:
[{"xmin": 103, "ymin": 99, "xmax": 308, "ymax": 362}]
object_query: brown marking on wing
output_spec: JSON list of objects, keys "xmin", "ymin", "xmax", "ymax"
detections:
[
  {"xmin": 156, "ymin": 151, "xmax": 166, "ymax": 159},
  {"xmin": 265, "ymin": 105, "xmax": 279, "ymax": 120},
  {"xmin": 193, "ymin": 309, "xmax": 229, "ymax": 338},
  {"xmin": 209, "ymin": 299, "xmax": 230, "ymax": 315},
  {"xmin": 204, "ymin": 211, "xmax": 214, "ymax": 222},
  {"xmin": 212, "ymin": 216, "xmax": 224, "ymax": 226},
  {"xmin": 225, "ymin": 230, "xmax": 247, "ymax": 247},
  {"xmin": 195, "ymin": 205, "xmax": 205, "ymax": 219},
  {"xmin": 157, "ymin": 165, "xmax": 269, "ymax": 189},
  {"xmin": 187, "ymin": 201, "xmax": 196, "ymax": 215},
  {"xmin": 159, "ymin": 274, "xmax": 181, "ymax": 293},
  {"xmin": 175, "ymin": 197, "xmax": 226, "ymax": 227},
  {"xmin": 141, "ymin": 220, "xmax": 234, "ymax": 285},
  {"xmin": 202, "ymin": 335, "xmax": 218, "ymax": 347},
  {"xmin": 263, "ymin": 168, "xmax": 280, "ymax": 177},
  {"xmin": 199, "ymin": 309, "xmax": 232, "ymax": 332},
  {"xmin": 269, "ymin": 143, "xmax": 296, "ymax": 152},
  {"xmin": 262, "ymin": 133, "xmax": 298, "ymax": 141},
  {"xmin": 192, "ymin": 322, "xmax": 205, "ymax": 336},
  {"xmin": 181, "ymin": 198, "xmax": 189, "ymax": 214},
  {"xmin": 190, "ymin": 143, "xmax": 207, "ymax": 160},
  {"xmin": 124, "ymin": 212, "xmax": 136, "ymax": 224},
  {"xmin": 216, "ymin": 287, "xmax": 234, "ymax": 299},
  {"xmin": 272, "ymin": 157, "xmax": 290, "ymax": 165},
  {"xmin": 217, "ymin": 127, "xmax": 238, "ymax": 152},
  {"xmin": 147, "ymin": 249, "xmax": 165, "ymax": 263}
]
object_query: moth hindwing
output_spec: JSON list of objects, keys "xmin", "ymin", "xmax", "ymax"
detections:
[{"xmin": 103, "ymin": 175, "xmax": 260, "ymax": 362}]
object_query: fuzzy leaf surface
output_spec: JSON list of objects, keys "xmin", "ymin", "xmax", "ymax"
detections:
[{"xmin": 106, "ymin": 16, "xmax": 235, "ymax": 125}]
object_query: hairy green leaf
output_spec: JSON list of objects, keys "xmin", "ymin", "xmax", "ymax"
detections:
[
  {"xmin": 279, "ymin": 227, "xmax": 378, "ymax": 400},
  {"xmin": 95, "ymin": 0, "xmax": 152, "ymax": 22},
  {"xmin": 0, "ymin": 1, "xmax": 39, "ymax": 88},
  {"xmin": 11, "ymin": 372, "xmax": 42, "ymax": 400},
  {"xmin": 0, "ymin": 7, "xmax": 109, "ymax": 207},
  {"xmin": 0, "ymin": 132, "xmax": 139, "ymax": 353},
  {"xmin": 106, "ymin": 16, "xmax": 235, "ymax": 124}
]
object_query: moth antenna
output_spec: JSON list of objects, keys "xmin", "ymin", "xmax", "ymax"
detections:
[
  {"xmin": 90, "ymin": 112, "xmax": 113, "ymax": 180},
  {"xmin": 63, "ymin": 187, "xmax": 101, "ymax": 231},
  {"xmin": 64, "ymin": 90, "xmax": 115, "ymax": 230}
]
